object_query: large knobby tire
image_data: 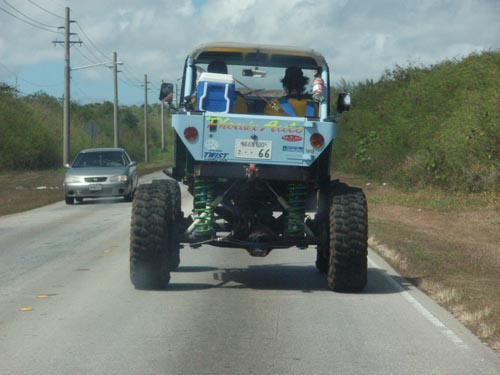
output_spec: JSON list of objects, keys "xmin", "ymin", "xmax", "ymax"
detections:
[
  {"xmin": 327, "ymin": 183, "xmax": 368, "ymax": 292},
  {"xmin": 152, "ymin": 179, "xmax": 181, "ymax": 271},
  {"xmin": 315, "ymin": 224, "xmax": 329, "ymax": 273},
  {"xmin": 315, "ymin": 185, "xmax": 330, "ymax": 273},
  {"xmin": 129, "ymin": 180, "xmax": 179, "ymax": 289}
]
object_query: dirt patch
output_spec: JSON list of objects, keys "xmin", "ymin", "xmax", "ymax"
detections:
[
  {"xmin": 346, "ymin": 175, "xmax": 500, "ymax": 356},
  {"xmin": 0, "ymin": 163, "xmax": 167, "ymax": 217},
  {"xmin": 0, "ymin": 170, "xmax": 65, "ymax": 216},
  {"xmin": 371, "ymin": 205, "xmax": 500, "ymax": 270}
]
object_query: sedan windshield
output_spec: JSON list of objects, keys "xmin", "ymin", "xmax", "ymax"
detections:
[{"xmin": 72, "ymin": 151, "xmax": 127, "ymax": 168}]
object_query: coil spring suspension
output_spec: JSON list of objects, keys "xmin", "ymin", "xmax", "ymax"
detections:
[
  {"xmin": 286, "ymin": 183, "xmax": 307, "ymax": 237},
  {"xmin": 193, "ymin": 178, "xmax": 214, "ymax": 237}
]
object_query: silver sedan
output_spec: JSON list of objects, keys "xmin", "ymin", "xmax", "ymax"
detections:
[{"xmin": 63, "ymin": 148, "xmax": 138, "ymax": 204}]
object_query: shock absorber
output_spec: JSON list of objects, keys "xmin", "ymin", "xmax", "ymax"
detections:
[
  {"xmin": 193, "ymin": 177, "xmax": 214, "ymax": 237},
  {"xmin": 286, "ymin": 183, "xmax": 307, "ymax": 237}
]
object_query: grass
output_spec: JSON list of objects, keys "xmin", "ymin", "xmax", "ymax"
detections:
[
  {"xmin": 340, "ymin": 174, "xmax": 500, "ymax": 355},
  {"xmin": 334, "ymin": 51, "xmax": 500, "ymax": 193},
  {"xmin": 0, "ymin": 169, "xmax": 65, "ymax": 216}
]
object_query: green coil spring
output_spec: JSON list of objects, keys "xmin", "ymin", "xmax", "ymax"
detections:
[
  {"xmin": 286, "ymin": 183, "xmax": 307, "ymax": 237},
  {"xmin": 193, "ymin": 178, "xmax": 214, "ymax": 237}
]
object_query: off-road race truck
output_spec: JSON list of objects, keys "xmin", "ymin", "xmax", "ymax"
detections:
[{"xmin": 129, "ymin": 42, "xmax": 368, "ymax": 292}]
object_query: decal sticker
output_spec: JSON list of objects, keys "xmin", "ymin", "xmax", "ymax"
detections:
[
  {"xmin": 262, "ymin": 120, "xmax": 304, "ymax": 134},
  {"xmin": 282, "ymin": 135, "xmax": 302, "ymax": 142},
  {"xmin": 283, "ymin": 146, "xmax": 304, "ymax": 152},
  {"xmin": 203, "ymin": 151, "xmax": 229, "ymax": 160},
  {"xmin": 206, "ymin": 116, "xmax": 304, "ymax": 134},
  {"xmin": 205, "ymin": 139, "xmax": 219, "ymax": 150}
]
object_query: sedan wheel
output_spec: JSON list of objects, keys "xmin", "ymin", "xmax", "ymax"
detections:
[{"xmin": 124, "ymin": 189, "xmax": 134, "ymax": 202}]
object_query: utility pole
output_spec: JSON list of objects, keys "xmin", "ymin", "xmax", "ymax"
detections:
[
  {"xmin": 63, "ymin": 7, "xmax": 71, "ymax": 166},
  {"xmin": 144, "ymin": 74, "xmax": 149, "ymax": 163},
  {"xmin": 72, "ymin": 55, "xmax": 122, "ymax": 148},
  {"xmin": 53, "ymin": 7, "xmax": 81, "ymax": 166},
  {"xmin": 160, "ymin": 80, "xmax": 165, "ymax": 150},
  {"xmin": 113, "ymin": 52, "xmax": 119, "ymax": 148}
]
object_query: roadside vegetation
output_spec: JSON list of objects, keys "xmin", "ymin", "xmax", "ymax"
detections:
[
  {"xmin": 0, "ymin": 83, "xmax": 173, "ymax": 169},
  {"xmin": 334, "ymin": 51, "xmax": 500, "ymax": 193},
  {"xmin": 333, "ymin": 51, "xmax": 500, "ymax": 354},
  {"xmin": 0, "ymin": 82, "xmax": 172, "ymax": 216},
  {"xmin": 1, "ymin": 51, "xmax": 499, "ymax": 354}
]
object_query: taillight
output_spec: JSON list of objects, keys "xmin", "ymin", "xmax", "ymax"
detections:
[
  {"xmin": 184, "ymin": 126, "xmax": 198, "ymax": 142},
  {"xmin": 310, "ymin": 133, "xmax": 325, "ymax": 148}
]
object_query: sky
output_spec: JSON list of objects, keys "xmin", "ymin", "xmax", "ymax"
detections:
[{"xmin": 0, "ymin": 0, "xmax": 499, "ymax": 105}]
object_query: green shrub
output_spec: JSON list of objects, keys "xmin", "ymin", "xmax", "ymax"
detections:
[
  {"xmin": 333, "ymin": 51, "xmax": 500, "ymax": 192},
  {"xmin": 0, "ymin": 85, "xmax": 173, "ymax": 170}
]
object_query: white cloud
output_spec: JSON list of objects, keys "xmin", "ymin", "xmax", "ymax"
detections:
[{"xmin": 0, "ymin": 0, "xmax": 498, "ymax": 103}]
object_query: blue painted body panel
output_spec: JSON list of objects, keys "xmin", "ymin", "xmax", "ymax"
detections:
[{"xmin": 172, "ymin": 112, "xmax": 338, "ymax": 167}]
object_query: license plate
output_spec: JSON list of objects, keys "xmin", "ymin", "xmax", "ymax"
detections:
[
  {"xmin": 89, "ymin": 184, "xmax": 102, "ymax": 191},
  {"xmin": 235, "ymin": 139, "xmax": 272, "ymax": 160}
]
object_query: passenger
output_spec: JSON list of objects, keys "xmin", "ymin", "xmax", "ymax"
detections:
[
  {"xmin": 264, "ymin": 66, "xmax": 318, "ymax": 117},
  {"xmin": 207, "ymin": 60, "xmax": 228, "ymax": 74}
]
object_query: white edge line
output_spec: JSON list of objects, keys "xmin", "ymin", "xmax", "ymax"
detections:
[{"xmin": 368, "ymin": 256, "xmax": 468, "ymax": 350}]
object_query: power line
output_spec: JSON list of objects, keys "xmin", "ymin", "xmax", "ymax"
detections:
[
  {"xmin": 73, "ymin": 45, "xmax": 101, "ymax": 65},
  {"xmin": 15, "ymin": 89, "xmax": 33, "ymax": 96},
  {"xmin": 2, "ymin": 0, "xmax": 58, "ymax": 28},
  {"xmin": 0, "ymin": 4, "xmax": 62, "ymax": 34},
  {"xmin": 121, "ymin": 65, "xmax": 146, "ymax": 90},
  {"xmin": 75, "ymin": 21, "xmax": 110, "ymax": 61},
  {"xmin": 121, "ymin": 63, "xmax": 144, "ymax": 84},
  {"xmin": 27, "ymin": 0, "xmax": 64, "ymax": 20},
  {"xmin": 0, "ymin": 61, "xmax": 62, "ymax": 87},
  {"xmin": 72, "ymin": 26, "xmax": 146, "ymax": 90},
  {"xmin": 81, "ymin": 42, "xmax": 106, "ymax": 64},
  {"xmin": 121, "ymin": 69, "xmax": 143, "ymax": 86},
  {"xmin": 118, "ymin": 77, "xmax": 142, "ymax": 89},
  {"xmin": 72, "ymin": 83, "xmax": 107, "ymax": 103},
  {"xmin": 67, "ymin": 18, "xmax": 147, "ymax": 90}
]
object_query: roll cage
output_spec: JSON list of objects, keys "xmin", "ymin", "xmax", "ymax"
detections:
[{"xmin": 177, "ymin": 42, "xmax": 332, "ymax": 121}]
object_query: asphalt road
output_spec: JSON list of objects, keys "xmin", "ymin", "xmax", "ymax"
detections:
[{"xmin": 1, "ymin": 171, "xmax": 500, "ymax": 375}]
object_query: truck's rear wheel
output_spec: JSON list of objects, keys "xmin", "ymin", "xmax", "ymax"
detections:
[
  {"xmin": 130, "ymin": 181, "xmax": 179, "ymax": 289},
  {"xmin": 315, "ymin": 186, "xmax": 330, "ymax": 274},
  {"xmin": 152, "ymin": 179, "xmax": 181, "ymax": 271},
  {"xmin": 327, "ymin": 183, "xmax": 368, "ymax": 292},
  {"xmin": 315, "ymin": 248, "xmax": 329, "ymax": 273}
]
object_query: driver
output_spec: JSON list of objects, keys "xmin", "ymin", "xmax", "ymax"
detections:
[{"xmin": 264, "ymin": 66, "xmax": 317, "ymax": 117}]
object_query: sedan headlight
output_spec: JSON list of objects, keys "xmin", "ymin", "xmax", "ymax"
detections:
[
  {"xmin": 65, "ymin": 175, "xmax": 82, "ymax": 183},
  {"xmin": 109, "ymin": 175, "xmax": 128, "ymax": 182}
]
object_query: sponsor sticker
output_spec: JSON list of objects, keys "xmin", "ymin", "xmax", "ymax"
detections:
[
  {"xmin": 283, "ymin": 146, "xmax": 303, "ymax": 153},
  {"xmin": 282, "ymin": 135, "xmax": 302, "ymax": 142},
  {"xmin": 205, "ymin": 139, "xmax": 219, "ymax": 150},
  {"xmin": 203, "ymin": 151, "xmax": 229, "ymax": 160},
  {"xmin": 206, "ymin": 117, "xmax": 304, "ymax": 134}
]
